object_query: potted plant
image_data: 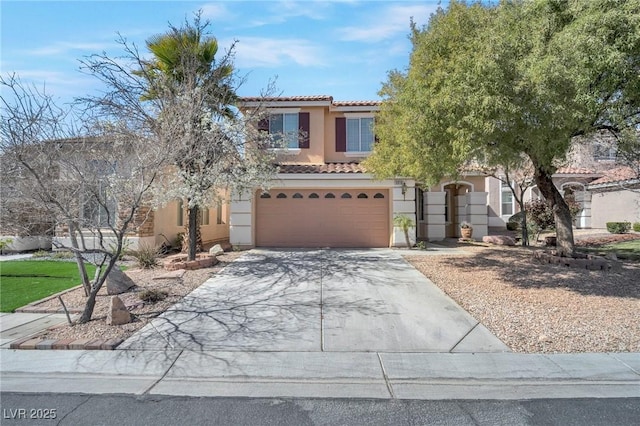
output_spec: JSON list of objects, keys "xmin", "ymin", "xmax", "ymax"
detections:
[{"xmin": 460, "ymin": 221, "xmax": 473, "ymax": 239}]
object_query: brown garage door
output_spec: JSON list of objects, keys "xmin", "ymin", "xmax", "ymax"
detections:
[{"xmin": 256, "ymin": 189, "xmax": 389, "ymax": 247}]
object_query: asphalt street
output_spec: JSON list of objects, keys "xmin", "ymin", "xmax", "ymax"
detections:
[{"xmin": 1, "ymin": 393, "xmax": 639, "ymax": 425}]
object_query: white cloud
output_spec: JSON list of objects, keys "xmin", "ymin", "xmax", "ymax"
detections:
[
  {"xmin": 225, "ymin": 37, "xmax": 327, "ymax": 68},
  {"xmin": 338, "ymin": 4, "xmax": 437, "ymax": 42},
  {"xmin": 199, "ymin": 3, "xmax": 234, "ymax": 22},
  {"xmin": 27, "ymin": 42, "xmax": 116, "ymax": 56},
  {"xmin": 244, "ymin": 0, "xmax": 330, "ymax": 28}
]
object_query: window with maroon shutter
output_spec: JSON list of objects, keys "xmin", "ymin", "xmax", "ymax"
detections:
[
  {"xmin": 298, "ymin": 112, "xmax": 310, "ymax": 149},
  {"xmin": 335, "ymin": 117, "xmax": 346, "ymax": 152},
  {"xmin": 258, "ymin": 118, "xmax": 269, "ymax": 132}
]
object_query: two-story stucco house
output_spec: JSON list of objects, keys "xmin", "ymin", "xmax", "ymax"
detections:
[{"xmin": 229, "ymin": 96, "xmax": 418, "ymax": 248}]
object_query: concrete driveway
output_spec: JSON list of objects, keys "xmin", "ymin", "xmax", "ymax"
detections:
[{"xmin": 119, "ymin": 249, "xmax": 508, "ymax": 352}]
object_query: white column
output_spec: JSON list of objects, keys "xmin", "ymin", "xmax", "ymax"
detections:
[
  {"xmin": 424, "ymin": 192, "xmax": 446, "ymax": 241},
  {"xmin": 466, "ymin": 192, "xmax": 489, "ymax": 238},
  {"xmin": 229, "ymin": 190, "xmax": 254, "ymax": 249},
  {"xmin": 392, "ymin": 181, "xmax": 416, "ymax": 247}
]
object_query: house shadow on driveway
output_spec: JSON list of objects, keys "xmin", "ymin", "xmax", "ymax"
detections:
[{"xmin": 118, "ymin": 249, "xmax": 509, "ymax": 353}]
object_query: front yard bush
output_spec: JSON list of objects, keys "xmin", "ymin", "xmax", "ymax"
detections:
[
  {"xmin": 607, "ymin": 222, "xmax": 631, "ymax": 234},
  {"xmin": 633, "ymin": 222, "xmax": 640, "ymax": 232},
  {"xmin": 131, "ymin": 243, "xmax": 159, "ymax": 269}
]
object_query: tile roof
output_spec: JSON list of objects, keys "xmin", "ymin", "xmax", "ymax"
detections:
[
  {"xmin": 333, "ymin": 100, "xmax": 382, "ymax": 107},
  {"xmin": 588, "ymin": 166, "xmax": 638, "ymax": 185},
  {"xmin": 238, "ymin": 96, "xmax": 381, "ymax": 106},
  {"xmin": 554, "ymin": 167, "xmax": 598, "ymax": 175},
  {"xmin": 278, "ymin": 163, "xmax": 366, "ymax": 174},
  {"xmin": 240, "ymin": 96, "xmax": 333, "ymax": 103}
]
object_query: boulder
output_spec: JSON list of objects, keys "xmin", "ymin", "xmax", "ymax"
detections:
[
  {"xmin": 107, "ymin": 295, "xmax": 131, "ymax": 325},
  {"xmin": 209, "ymin": 244, "xmax": 224, "ymax": 256},
  {"xmin": 482, "ymin": 235, "xmax": 516, "ymax": 246},
  {"xmin": 106, "ymin": 267, "xmax": 135, "ymax": 295}
]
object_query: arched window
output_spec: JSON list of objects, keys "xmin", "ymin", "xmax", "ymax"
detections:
[
  {"xmin": 325, "ymin": 193, "xmax": 335, "ymax": 199},
  {"xmin": 276, "ymin": 193, "xmax": 287, "ymax": 199},
  {"xmin": 341, "ymin": 193, "xmax": 352, "ymax": 199},
  {"xmin": 292, "ymin": 193, "xmax": 303, "ymax": 199},
  {"xmin": 309, "ymin": 193, "xmax": 319, "ymax": 199},
  {"xmin": 373, "ymin": 193, "xmax": 385, "ymax": 199},
  {"xmin": 260, "ymin": 193, "xmax": 271, "ymax": 198},
  {"xmin": 357, "ymin": 193, "xmax": 368, "ymax": 199}
]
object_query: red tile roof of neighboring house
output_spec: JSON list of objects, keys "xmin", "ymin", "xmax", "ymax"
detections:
[
  {"xmin": 278, "ymin": 163, "xmax": 366, "ymax": 174},
  {"xmin": 588, "ymin": 166, "xmax": 638, "ymax": 185},
  {"xmin": 240, "ymin": 96, "xmax": 334, "ymax": 103},
  {"xmin": 554, "ymin": 166, "xmax": 598, "ymax": 175},
  {"xmin": 333, "ymin": 100, "xmax": 382, "ymax": 107}
]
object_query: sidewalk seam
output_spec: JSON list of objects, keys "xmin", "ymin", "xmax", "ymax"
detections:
[
  {"xmin": 140, "ymin": 349, "xmax": 183, "ymax": 395},
  {"xmin": 376, "ymin": 352, "xmax": 396, "ymax": 399},
  {"xmin": 448, "ymin": 322, "xmax": 479, "ymax": 353}
]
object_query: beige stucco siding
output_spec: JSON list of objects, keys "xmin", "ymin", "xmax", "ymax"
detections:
[
  {"xmin": 153, "ymin": 200, "xmax": 230, "ymax": 247},
  {"xmin": 590, "ymin": 189, "xmax": 640, "ymax": 228}
]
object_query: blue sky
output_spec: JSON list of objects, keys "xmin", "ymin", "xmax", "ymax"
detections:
[{"xmin": 1, "ymin": 1, "xmax": 444, "ymax": 105}]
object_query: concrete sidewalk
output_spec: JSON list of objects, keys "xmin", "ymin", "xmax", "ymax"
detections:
[
  {"xmin": 0, "ymin": 313, "xmax": 70, "ymax": 349},
  {"xmin": 1, "ymin": 349, "xmax": 638, "ymax": 399}
]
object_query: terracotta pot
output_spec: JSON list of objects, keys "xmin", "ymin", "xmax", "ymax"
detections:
[{"xmin": 461, "ymin": 228, "xmax": 473, "ymax": 238}]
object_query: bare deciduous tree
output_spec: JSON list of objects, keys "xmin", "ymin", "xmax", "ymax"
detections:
[{"xmin": 1, "ymin": 75, "xmax": 166, "ymax": 323}]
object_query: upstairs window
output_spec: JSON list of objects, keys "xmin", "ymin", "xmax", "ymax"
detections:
[
  {"xmin": 270, "ymin": 113, "xmax": 299, "ymax": 149},
  {"xmin": 260, "ymin": 112, "xmax": 310, "ymax": 149},
  {"xmin": 346, "ymin": 117, "xmax": 374, "ymax": 152}
]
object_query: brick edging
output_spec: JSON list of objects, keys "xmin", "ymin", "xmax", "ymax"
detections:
[{"xmin": 9, "ymin": 335, "xmax": 123, "ymax": 350}]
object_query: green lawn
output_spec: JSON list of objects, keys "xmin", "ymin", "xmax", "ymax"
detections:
[
  {"xmin": 0, "ymin": 261, "xmax": 96, "ymax": 312},
  {"xmin": 578, "ymin": 239, "xmax": 640, "ymax": 261}
]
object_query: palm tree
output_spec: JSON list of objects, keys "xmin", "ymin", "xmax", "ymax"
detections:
[
  {"xmin": 394, "ymin": 215, "xmax": 415, "ymax": 249},
  {"xmin": 140, "ymin": 15, "xmax": 238, "ymax": 260}
]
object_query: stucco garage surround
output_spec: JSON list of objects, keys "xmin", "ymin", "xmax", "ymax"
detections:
[{"xmin": 230, "ymin": 174, "xmax": 415, "ymax": 248}]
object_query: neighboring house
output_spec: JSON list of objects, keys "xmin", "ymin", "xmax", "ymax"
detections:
[
  {"xmin": 587, "ymin": 167, "xmax": 640, "ymax": 228},
  {"xmin": 0, "ymin": 138, "xmax": 230, "ymax": 252}
]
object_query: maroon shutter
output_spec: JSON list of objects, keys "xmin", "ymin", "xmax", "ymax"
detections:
[
  {"xmin": 258, "ymin": 118, "xmax": 269, "ymax": 132},
  {"xmin": 298, "ymin": 112, "xmax": 310, "ymax": 149},
  {"xmin": 335, "ymin": 117, "xmax": 346, "ymax": 152}
]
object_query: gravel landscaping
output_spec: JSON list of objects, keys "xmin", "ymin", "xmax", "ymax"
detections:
[
  {"xmin": 406, "ymin": 236, "xmax": 640, "ymax": 353},
  {"xmin": 33, "ymin": 252, "xmax": 244, "ymax": 343}
]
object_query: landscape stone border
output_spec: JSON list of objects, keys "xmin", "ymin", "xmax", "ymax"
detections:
[
  {"xmin": 15, "ymin": 285, "xmax": 83, "ymax": 314},
  {"xmin": 9, "ymin": 335, "xmax": 122, "ymax": 350},
  {"xmin": 164, "ymin": 253, "xmax": 218, "ymax": 271},
  {"xmin": 533, "ymin": 250, "xmax": 612, "ymax": 270}
]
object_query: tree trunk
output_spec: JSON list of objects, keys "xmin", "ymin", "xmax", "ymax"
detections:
[
  {"xmin": 517, "ymin": 199, "xmax": 529, "ymax": 246},
  {"xmin": 187, "ymin": 205, "xmax": 199, "ymax": 261},
  {"xmin": 534, "ymin": 167, "xmax": 575, "ymax": 257},
  {"xmin": 403, "ymin": 228, "xmax": 411, "ymax": 249},
  {"xmin": 67, "ymin": 222, "xmax": 91, "ymax": 296},
  {"xmin": 78, "ymin": 287, "xmax": 99, "ymax": 323}
]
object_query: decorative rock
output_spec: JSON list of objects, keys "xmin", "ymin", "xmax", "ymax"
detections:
[
  {"xmin": 106, "ymin": 267, "xmax": 136, "ymax": 295},
  {"xmin": 482, "ymin": 235, "xmax": 516, "ymax": 246},
  {"xmin": 209, "ymin": 244, "xmax": 224, "ymax": 256},
  {"xmin": 107, "ymin": 295, "xmax": 131, "ymax": 325}
]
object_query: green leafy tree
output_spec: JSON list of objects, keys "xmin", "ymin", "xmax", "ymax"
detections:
[{"xmin": 365, "ymin": 0, "xmax": 640, "ymax": 257}]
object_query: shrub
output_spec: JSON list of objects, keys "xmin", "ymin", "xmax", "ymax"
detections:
[
  {"xmin": 606, "ymin": 222, "xmax": 631, "ymax": 234},
  {"xmin": 132, "ymin": 243, "xmax": 159, "ymax": 269},
  {"xmin": 0, "ymin": 238, "xmax": 13, "ymax": 253},
  {"xmin": 138, "ymin": 289, "xmax": 168, "ymax": 303},
  {"xmin": 506, "ymin": 221, "xmax": 519, "ymax": 231},
  {"xmin": 52, "ymin": 250, "xmax": 73, "ymax": 259},
  {"xmin": 633, "ymin": 222, "xmax": 640, "ymax": 232},
  {"xmin": 525, "ymin": 198, "xmax": 581, "ymax": 231},
  {"xmin": 31, "ymin": 250, "xmax": 50, "ymax": 258}
]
